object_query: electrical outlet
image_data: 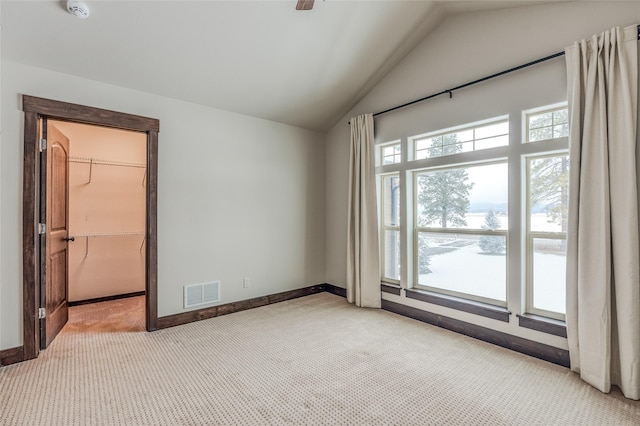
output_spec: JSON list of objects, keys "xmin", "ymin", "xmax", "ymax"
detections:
[{"xmin": 243, "ymin": 277, "xmax": 250, "ymax": 288}]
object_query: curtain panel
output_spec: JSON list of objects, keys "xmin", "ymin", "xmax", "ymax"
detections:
[
  {"xmin": 347, "ymin": 114, "xmax": 381, "ymax": 308},
  {"xmin": 565, "ymin": 25, "xmax": 640, "ymax": 400}
]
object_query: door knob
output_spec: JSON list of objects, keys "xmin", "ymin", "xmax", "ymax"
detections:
[{"xmin": 64, "ymin": 236, "xmax": 75, "ymax": 242}]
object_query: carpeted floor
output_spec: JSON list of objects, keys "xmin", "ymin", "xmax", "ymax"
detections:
[
  {"xmin": 1, "ymin": 292, "xmax": 639, "ymax": 425},
  {"xmin": 63, "ymin": 295, "xmax": 146, "ymax": 334}
]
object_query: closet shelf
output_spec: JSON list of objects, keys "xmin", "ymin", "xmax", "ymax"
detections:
[
  {"xmin": 68, "ymin": 156, "xmax": 146, "ymax": 184},
  {"xmin": 70, "ymin": 232, "xmax": 146, "ymax": 258},
  {"xmin": 68, "ymin": 157, "xmax": 146, "ymax": 169},
  {"xmin": 72, "ymin": 232, "xmax": 145, "ymax": 238}
]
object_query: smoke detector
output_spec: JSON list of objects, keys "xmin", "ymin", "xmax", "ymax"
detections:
[{"xmin": 67, "ymin": 1, "xmax": 90, "ymax": 19}]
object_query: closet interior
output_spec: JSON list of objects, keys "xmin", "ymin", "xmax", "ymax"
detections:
[{"xmin": 51, "ymin": 120, "xmax": 147, "ymax": 306}]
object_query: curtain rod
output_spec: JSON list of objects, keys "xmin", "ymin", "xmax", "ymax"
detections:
[{"xmin": 350, "ymin": 24, "xmax": 640, "ymax": 122}]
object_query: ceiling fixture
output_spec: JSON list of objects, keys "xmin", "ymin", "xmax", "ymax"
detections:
[
  {"xmin": 296, "ymin": 0, "xmax": 314, "ymax": 11},
  {"xmin": 67, "ymin": 1, "xmax": 90, "ymax": 19}
]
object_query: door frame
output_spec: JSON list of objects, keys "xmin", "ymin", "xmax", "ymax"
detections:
[{"xmin": 22, "ymin": 95, "xmax": 159, "ymax": 360}]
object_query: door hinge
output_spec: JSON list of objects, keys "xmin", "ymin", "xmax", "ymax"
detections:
[
  {"xmin": 38, "ymin": 223, "xmax": 46, "ymax": 235},
  {"xmin": 39, "ymin": 138, "xmax": 47, "ymax": 152},
  {"xmin": 38, "ymin": 308, "xmax": 46, "ymax": 319}
]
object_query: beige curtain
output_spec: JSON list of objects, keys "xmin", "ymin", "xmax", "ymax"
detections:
[
  {"xmin": 565, "ymin": 25, "xmax": 640, "ymax": 400},
  {"xmin": 347, "ymin": 114, "xmax": 381, "ymax": 308}
]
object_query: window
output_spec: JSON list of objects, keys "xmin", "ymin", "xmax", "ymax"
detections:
[
  {"xmin": 413, "ymin": 117, "xmax": 508, "ymax": 160},
  {"xmin": 526, "ymin": 106, "xmax": 568, "ymax": 143},
  {"xmin": 525, "ymin": 154, "xmax": 568, "ymax": 319},
  {"xmin": 523, "ymin": 105, "xmax": 569, "ymax": 320},
  {"xmin": 381, "ymin": 174, "xmax": 400, "ymax": 283},
  {"xmin": 415, "ymin": 160, "xmax": 508, "ymax": 305},
  {"xmin": 376, "ymin": 104, "xmax": 569, "ymax": 324},
  {"xmin": 380, "ymin": 142, "xmax": 401, "ymax": 165}
]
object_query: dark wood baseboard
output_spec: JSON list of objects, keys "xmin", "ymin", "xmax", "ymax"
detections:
[
  {"xmin": 0, "ymin": 346, "xmax": 24, "ymax": 367},
  {"xmin": 4, "ymin": 283, "xmax": 569, "ymax": 371},
  {"xmin": 68, "ymin": 291, "xmax": 146, "ymax": 307},
  {"xmin": 381, "ymin": 299, "xmax": 570, "ymax": 368},
  {"xmin": 157, "ymin": 285, "xmax": 326, "ymax": 329},
  {"xmin": 321, "ymin": 283, "xmax": 347, "ymax": 298}
]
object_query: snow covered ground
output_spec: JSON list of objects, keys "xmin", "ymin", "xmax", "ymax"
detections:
[
  {"xmin": 532, "ymin": 251, "xmax": 566, "ymax": 313},
  {"xmin": 419, "ymin": 244, "xmax": 507, "ymax": 302},
  {"xmin": 418, "ymin": 238, "xmax": 566, "ymax": 314}
]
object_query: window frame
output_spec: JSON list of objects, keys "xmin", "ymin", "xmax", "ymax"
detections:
[
  {"xmin": 380, "ymin": 172, "xmax": 401, "ymax": 284},
  {"xmin": 410, "ymin": 115, "xmax": 509, "ymax": 161},
  {"xmin": 378, "ymin": 140, "xmax": 402, "ymax": 166},
  {"xmin": 522, "ymin": 102, "xmax": 568, "ymax": 144},
  {"xmin": 524, "ymin": 151, "xmax": 569, "ymax": 321},
  {"xmin": 375, "ymin": 104, "xmax": 571, "ymax": 325},
  {"xmin": 521, "ymin": 103, "xmax": 569, "ymax": 320}
]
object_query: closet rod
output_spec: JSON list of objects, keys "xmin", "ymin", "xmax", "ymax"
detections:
[
  {"xmin": 73, "ymin": 232, "xmax": 145, "ymax": 238},
  {"xmin": 68, "ymin": 156, "xmax": 146, "ymax": 169},
  {"xmin": 351, "ymin": 24, "xmax": 640, "ymax": 122},
  {"xmin": 73, "ymin": 232, "xmax": 146, "ymax": 258}
]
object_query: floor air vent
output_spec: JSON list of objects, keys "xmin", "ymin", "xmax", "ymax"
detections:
[{"xmin": 184, "ymin": 281, "xmax": 220, "ymax": 308}]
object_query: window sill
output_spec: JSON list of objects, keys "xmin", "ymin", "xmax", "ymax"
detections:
[
  {"xmin": 517, "ymin": 313, "xmax": 567, "ymax": 338},
  {"xmin": 405, "ymin": 288, "xmax": 510, "ymax": 322},
  {"xmin": 381, "ymin": 282, "xmax": 402, "ymax": 295}
]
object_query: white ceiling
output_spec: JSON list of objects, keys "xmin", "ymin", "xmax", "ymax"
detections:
[{"xmin": 1, "ymin": 1, "xmax": 552, "ymax": 131}]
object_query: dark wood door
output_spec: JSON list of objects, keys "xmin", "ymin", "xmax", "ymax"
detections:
[{"xmin": 40, "ymin": 122, "xmax": 70, "ymax": 348}]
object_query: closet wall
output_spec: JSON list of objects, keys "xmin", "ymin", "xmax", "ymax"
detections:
[{"xmin": 51, "ymin": 121, "xmax": 146, "ymax": 302}]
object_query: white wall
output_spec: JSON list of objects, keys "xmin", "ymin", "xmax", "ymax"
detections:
[
  {"xmin": 325, "ymin": 1, "xmax": 640, "ymax": 349},
  {"xmin": 0, "ymin": 61, "xmax": 326, "ymax": 349}
]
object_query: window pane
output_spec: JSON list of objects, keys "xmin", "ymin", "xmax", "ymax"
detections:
[
  {"xmin": 416, "ymin": 163, "xmax": 508, "ymax": 230},
  {"xmin": 553, "ymin": 109, "xmax": 568, "ymax": 124},
  {"xmin": 532, "ymin": 238, "xmax": 566, "ymax": 314},
  {"xmin": 529, "ymin": 112, "xmax": 553, "ymax": 129},
  {"xmin": 383, "ymin": 175, "xmax": 400, "ymax": 226},
  {"xmin": 526, "ymin": 108, "xmax": 568, "ymax": 143},
  {"xmin": 475, "ymin": 135, "xmax": 509, "ymax": 150},
  {"xmin": 529, "ymin": 127, "xmax": 552, "ymax": 142},
  {"xmin": 416, "ymin": 139, "xmax": 430, "ymax": 151},
  {"xmin": 475, "ymin": 121, "xmax": 509, "ymax": 139},
  {"xmin": 382, "ymin": 143, "xmax": 401, "ymax": 165},
  {"xmin": 418, "ymin": 232, "xmax": 506, "ymax": 302},
  {"xmin": 457, "ymin": 129, "xmax": 474, "ymax": 142},
  {"xmin": 529, "ymin": 156, "xmax": 569, "ymax": 233},
  {"xmin": 458, "ymin": 140, "xmax": 474, "ymax": 153},
  {"xmin": 384, "ymin": 230, "xmax": 401, "ymax": 281},
  {"xmin": 412, "ymin": 119, "xmax": 508, "ymax": 160},
  {"xmin": 553, "ymin": 124, "xmax": 568, "ymax": 139}
]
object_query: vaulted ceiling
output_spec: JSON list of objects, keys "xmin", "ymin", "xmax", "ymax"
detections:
[{"xmin": 1, "ymin": 1, "xmax": 553, "ymax": 131}]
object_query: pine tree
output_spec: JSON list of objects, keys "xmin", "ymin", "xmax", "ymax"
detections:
[
  {"xmin": 417, "ymin": 134, "xmax": 474, "ymax": 228},
  {"xmin": 530, "ymin": 156, "xmax": 569, "ymax": 232},
  {"xmin": 418, "ymin": 235, "xmax": 431, "ymax": 274},
  {"xmin": 479, "ymin": 209, "xmax": 505, "ymax": 254}
]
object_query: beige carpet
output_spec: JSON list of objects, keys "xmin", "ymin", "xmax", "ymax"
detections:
[
  {"xmin": 63, "ymin": 295, "xmax": 146, "ymax": 334},
  {"xmin": 1, "ymin": 293, "xmax": 639, "ymax": 425}
]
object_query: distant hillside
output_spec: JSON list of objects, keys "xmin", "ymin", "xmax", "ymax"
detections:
[
  {"xmin": 469, "ymin": 202, "xmax": 549, "ymax": 214},
  {"xmin": 469, "ymin": 202, "xmax": 508, "ymax": 214}
]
